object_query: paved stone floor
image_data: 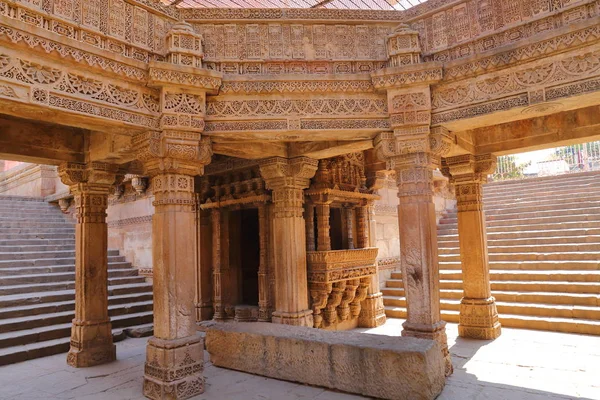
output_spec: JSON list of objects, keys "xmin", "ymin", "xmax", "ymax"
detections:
[{"xmin": 0, "ymin": 319, "xmax": 598, "ymax": 400}]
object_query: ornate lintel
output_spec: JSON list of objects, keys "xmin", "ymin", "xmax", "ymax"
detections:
[
  {"xmin": 148, "ymin": 61, "xmax": 223, "ymax": 94},
  {"xmin": 371, "ymin": 62, "xmax": 443, "ymax": 90}
]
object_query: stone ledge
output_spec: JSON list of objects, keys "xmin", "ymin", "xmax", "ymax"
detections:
[{"xmin": 204, "ymin": 321, "xmax": 445, "ymax": 400}]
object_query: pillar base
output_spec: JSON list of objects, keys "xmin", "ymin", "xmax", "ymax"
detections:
[
  {"xmin": 67, "ymin": 320, "xmax": 116, "ymax": 368},
  {"xmin": 458, "ymin": 297, "xmax": 502, "ymax": 340},
  {"xmin": 358, "ymin": 293, "xmax": 387, "ymax": 328},
  {"xmin": 143, "ymin": 335, "xmax": 205, "ymax": 400},
  {"xmin": 402, "ymin": 320, "xmax": 453, "ymax": 376},
  {"xmin": 272, "ymin": 309, "xmax": 313, "ymax": 327}
]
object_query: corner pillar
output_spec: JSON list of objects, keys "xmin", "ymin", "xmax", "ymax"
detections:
[
  {"xmin": 443, "ymin": 154, "xmax": 501, "ymax": 340},
  {"xmin": 259, "ymin": 157, "xmax": 318, "ymax": 326},
  {"xmin": 59, "ymin": 162, "xmax": 118, "ymax": 368}
]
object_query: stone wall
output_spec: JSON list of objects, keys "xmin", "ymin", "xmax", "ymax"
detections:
[
  {"xmin": 373, "ymin": 172, "xmax": 456, "ymax": 286},
  {"xmin": 0, "ymin": 162, "xmax": 68, "ymax": 197},
  {"xmin": 107, "ymin": 180, "xmax": 154, "ymax": 276}
]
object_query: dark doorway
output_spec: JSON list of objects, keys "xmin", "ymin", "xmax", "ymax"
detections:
[{"xmin": 239, "ymin": 208, "xmax": 259, "ymax": 305}]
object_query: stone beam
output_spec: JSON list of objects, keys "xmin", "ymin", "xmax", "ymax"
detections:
[
  {"xmin": 0, "ymin": 115, "xmax": 85, "ymax": 165},
  {"xmin": 212, "ymin": 141, "xmax": 288, "ymax": 159},
  {"xmin": 470, "ymin": 105, "xmax": 600, "ymax": 155},
  {"xmin": 88, "ymin": 132, "xmax": 137, "ymax": 165},
  {"xmin": 289, "ymin": 140, "xmax": 373, "ymax": 159}
]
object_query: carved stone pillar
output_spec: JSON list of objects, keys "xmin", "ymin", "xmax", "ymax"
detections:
[
  {"xmin": 358, "ymin": 203, "xmax": 386, "ymax": 328},
  {"xmin": 59, "ymin": 162, "xmax": 117, "ymax": 368},
  {"xmin": 259, "ymin": 157, "xmax": 318, "ymax": 326},
  {"xmin": 315, "ymin": 203, "xmax": 331, "ymax": 251},
  {"xmin": 443, "ymin": 154, "xmax": 501, "ymax": 340},
  {"xmin": 195, "ymin": 197, "xmax": 213, "ymax": 322},
  {"xmin": 345, "ymin": 206, "xmax": 355, "ymax": 249},
  {"xmin": 257, "ymin": 203, "xmax": 271, "ymax": 321},
  {"xmin": 210, "ymin": 208, "xmax": 225, "ymax": 320},
  {"xmin": 134, "ymin": 131, "xmax": 213, "ymax": 400},
  {"xmin": 305, "ymin": 203, "xmax": 316, "ymax": 252},
  {"xmin": 356, "ymin": 205, "xmax": 369, "ymax": 249}
]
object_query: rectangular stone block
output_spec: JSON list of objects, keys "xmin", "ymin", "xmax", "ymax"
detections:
[{"xmin": 204, "ymin": 321, "xmax": 445, "ymax": 400}]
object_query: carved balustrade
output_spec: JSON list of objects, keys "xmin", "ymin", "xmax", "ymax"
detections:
[{"xmin": 307, "ymin": 248, "xmax": 378, "ymax": 330}]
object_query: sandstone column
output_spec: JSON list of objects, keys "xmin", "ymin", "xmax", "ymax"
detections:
[
  {"xmin": 358, "ymin": 202, "xmax": 386, "ymax": 327},
  {"xmin": 134, "ymin": 131, "xmax": 212, "ymax": 399},
  {"xmin": 443, "ymin": 154, "xmax": 501, "ymax": 340},
  {"xmin": 259, "ymin": 157, "xmax": 318, "ymax": 326},
  {"xmin": 59, "ymin": 162, "xmax": 118, "ymax": 368}
]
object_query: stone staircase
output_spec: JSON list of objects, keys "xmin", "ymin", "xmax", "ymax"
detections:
[
  {"xmin": 0, "ymin": 196, "xmax": 154, "ymax": 365},
  {"xmin": 383, "ymin": 171, "xmax": 600, "ymax": 335}
]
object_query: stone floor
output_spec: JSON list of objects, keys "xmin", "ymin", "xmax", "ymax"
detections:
[{"xmin": 0, "ymin": 319, "xmax": 598, "ymax": 400}]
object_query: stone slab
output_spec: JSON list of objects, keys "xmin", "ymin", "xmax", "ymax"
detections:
[{"xmin": 204, "ymin": 321, "xmax": 445, "ymax": 400}]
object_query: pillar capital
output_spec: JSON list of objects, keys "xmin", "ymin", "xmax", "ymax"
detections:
[
  {"xmin": 132, "ymin": 130, "xmax": 212, "ymax": 177},
  {"xmin": 442, "ymin": 154, "xmax": 497, "ymax": 213},
  {"xmin": 259, "ymin": 156, "xmax": 318, "ymax": 190},
  {"xmin": 58, "ymin": 162, "xmax": 118, "ymax": 190},
  {"xmin": 442, "ymin": 154, "xmax": 497, "ymax": 184}
]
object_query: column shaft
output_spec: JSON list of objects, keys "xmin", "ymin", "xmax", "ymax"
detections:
[
  {"xmin": 143, "ymin": 173, "xmax": 204, "ymax": 399},
  {"xmin": 394, "ymin": 154, "xmax": 452, "ymax": 376},
  {"xmin": 260, "ymin": 157, "xmax": 318, "ymax": 326},
  {"xmin": 59, "ymin": 163, "xmax": 117, "ymax": 368},
  {"xmin": 315, "ymin": 203, "xmax": 331, "ymax": 251},
  {"xmin": 445, "ymin": 154, "xmax": 501, "ymax": 340}
]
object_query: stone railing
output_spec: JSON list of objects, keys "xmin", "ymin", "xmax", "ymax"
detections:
[{"xmin": 307, "ymin": 248, "xmax": 378, "ymax": 330}]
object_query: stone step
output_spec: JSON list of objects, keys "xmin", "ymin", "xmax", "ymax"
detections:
[
  {"xmin": 383, "ymin": 296, "xmax": 600, "ymax": 320},
  {"xmin": 0, "ymin": 292, "xmax": 154, "ymax": 320},
  {"xmin": 439, "ymin": 251, "xmax": 600, "ymax": 262},
  {"xmin": 484, "ymin": 171, "xmax": 600, "ymax": 189},
  {"xmin": 0, "ymin": 221, "xmax": 75, "ymax": 228},
  {"xmin": 393, "ymin": 270, "xmax": 600, "ymax": 282},
  {"xmin": 0, "ymin": 255, "xmax": 125, "ymax": 268},
  {"xmin": 0, "ymin": 244, "xmax": 75, "ymax": 253},
  {"xmin": 439, "ymin": 221, "xmax": 600, "ymax": 235},
  {"xmin": 0, "ymin": 238, "xmax": 74, "ymax": 246},
  {"xmin": 0, "ymin": 262, "xmax": 134, "ymax": 276},
  {"xmin": 0, "ymin": 268, "xmax": 139, "ymax": 286},
  {"xmin": 381, "ymin": 286, "xmax": 600, "ymax": 306},
  {"xmin": 484, "ymin": 182, "xmax": 600, "ymax": 198},
  {"xmin": 446, "ymin": 201, "xmax": 600, "ymax": 219},
  {"xmin": 481, "ymin": 183, "xmax": 600, "ymax": 202},
  {"xmin": 437, "ymin": 235, "xmax": 600, "ymax": 247},
  {"xmin": 0, "ymin": 301, "xmax": 153, "ymax": 333},
  {"xmin": 442, "ymin": 206, "xmax": 600, "ymax": 223},
  {"xmin": 438, "ymin": 228, "xmax": 600, "ymax": 240},
  {"xmin": 483, "ymin": 192, "xmax": 600, "ymax": 209},
  {"xmin": 0, "ymin": 227, "xmax": 75, "ymax": 234},
  {"xmin": 386, "ymin": 278, "xmax": 600, "ymax": 294},
  {"xmin": 0, "ymin": 322, "xmax": 154, "ymax": 366},
  {"xmin": 0, "ymin": 283, "xmax": 153, "ymax": 308},
  {"xmin": 383, "ymin": 306, "xmax": 600, "ymax": 335},
  {"xmin": 0, "ymin": 249, "xmax": 120, "ymax": 261},
  {"xmin": 438, "ymin": 216, "xmax": 600, "ymax": 232},
  {"xmin": 0, "ymin": 233, "xmax": 75, "ymax": 241},
  {"xmin": 0, "ymin": 276, "xmax": 147, "ymax": 296},
  {"xmin": 0, "ymin": 311, "xmax": 154, "ymax": 350},
  {"xmin": 439, "ymin": 212, "xmax": 600, "ymax": 227},
  {"xmin": 439, "ymin": 260, "xmax": 600, "ymax": 270},
  {"xmin": 0, "ymin": 216, "xmax": 69, "ymax": 222},
  {"xmin": 438, "ymin": 243, "xmax": 600, "ymax": 255}
]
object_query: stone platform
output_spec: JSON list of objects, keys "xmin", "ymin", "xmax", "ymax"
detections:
[
  {"xmin": 0, "ymin": 319, "xmax": 598, "ymax": 400},
  {"xmin": 204, "ymin": 321, "xmax": 445, "ymax": 400}
]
